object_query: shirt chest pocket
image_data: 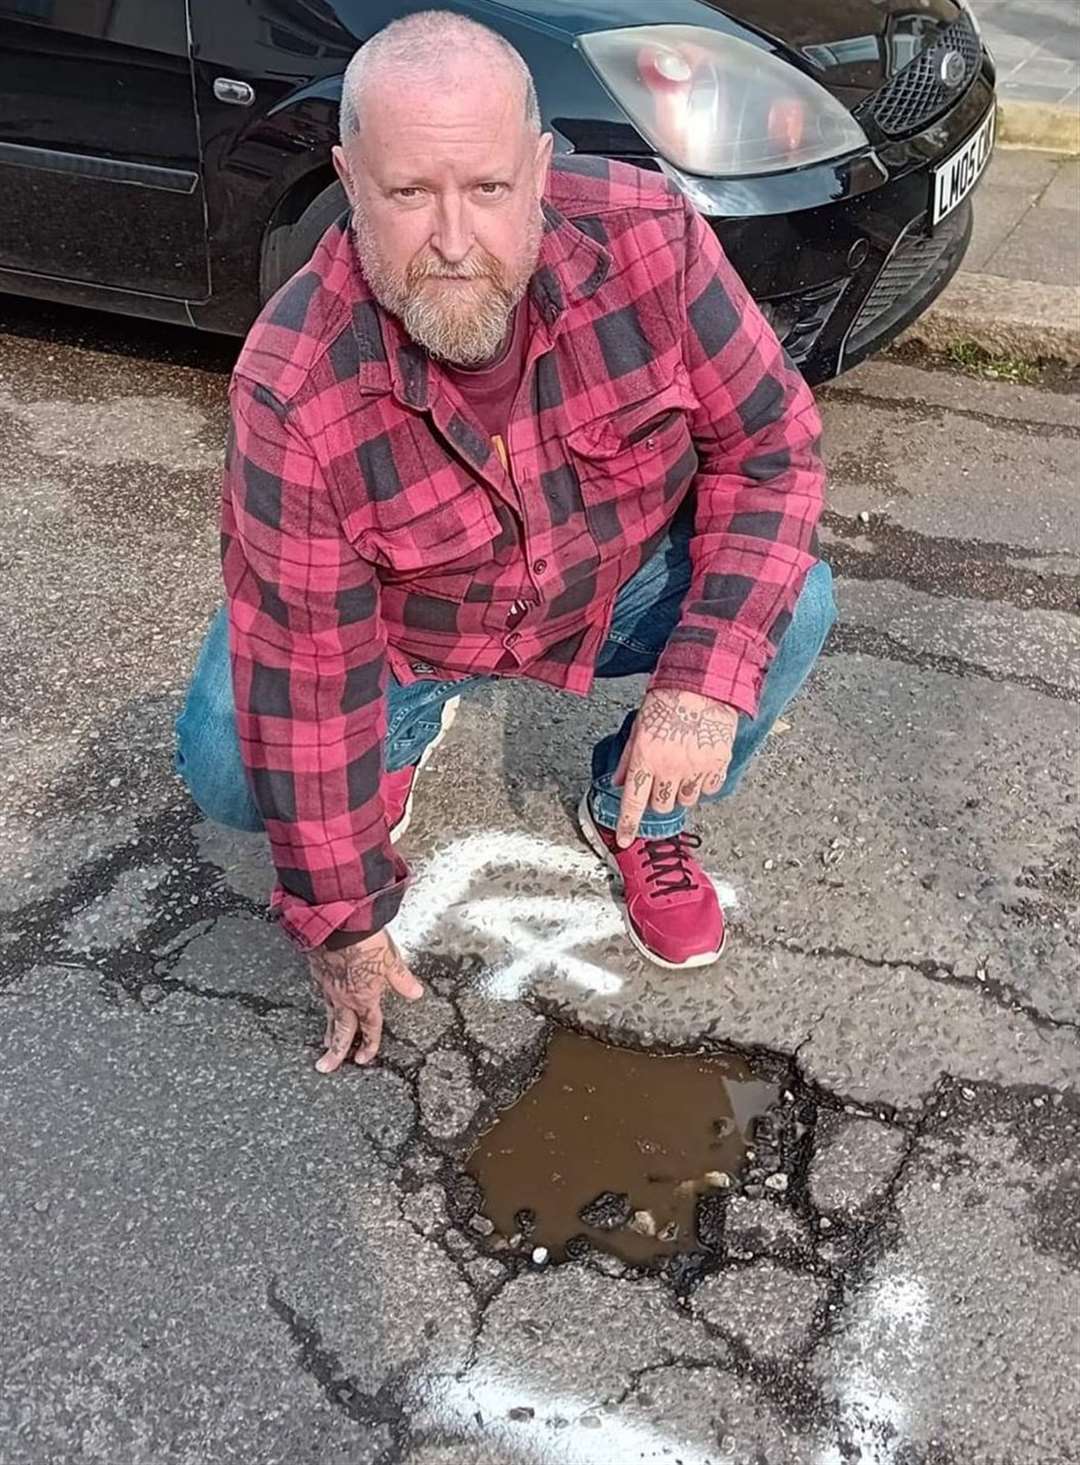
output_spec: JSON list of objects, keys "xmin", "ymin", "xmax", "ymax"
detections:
[
  {"xmin": 566, "ymin": 387, "xmax": 698, "ymax": 548},
  {"xmin": 345, "ymin": 475, "xmax": 506, "ymax": 579}
]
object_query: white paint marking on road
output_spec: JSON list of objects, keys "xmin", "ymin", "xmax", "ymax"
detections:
[
  {"xmin": 817, "ymin": 1273, "xmax": 930, "ymax": 1465},
  {"xmin": 392, "ymin": 831, "xmax": 608, "ymax": 957},
  {"xmin": 392, "ymin": 829, "xmax": 739, "ymax": 1000},
  {"xmin": 459, "ymin": 895, "xmax": 626, "ymax": 999},
  {"xmin": 422, "ymin": 1367, "xmax": 719, "ymax": 1465}
]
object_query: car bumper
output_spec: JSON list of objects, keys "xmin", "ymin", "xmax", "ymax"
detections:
[{"xmin": 704, "ymin": 70, "xmax": 996, "ymax": 384}]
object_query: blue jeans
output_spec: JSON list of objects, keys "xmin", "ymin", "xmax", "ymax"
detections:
[{"xmin": 175, "ymin": 520, "xmax": 836, "ymax": 839}]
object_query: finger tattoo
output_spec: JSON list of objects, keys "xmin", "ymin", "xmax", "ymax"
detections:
[{"xmin": 656, "ymin": 779, "xmax": 674, "ymax": 804}]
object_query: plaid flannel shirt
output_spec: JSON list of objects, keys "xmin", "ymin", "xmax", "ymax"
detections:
[{"xmin": 221, "ymin": 156, "xmax": 825, "ymax": 951}]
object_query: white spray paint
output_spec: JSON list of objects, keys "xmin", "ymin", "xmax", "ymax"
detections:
[
  {"xmin": 392, "ymin": 829, "xmax": 738, "ymax": 1000},
  {"xmin": 817, "ymin": 1274, "xmax": 930, "ymax": 1465},
  {"xmin": 421, "ymin": 1367, "xmax": 720, "ymax": 1465}
]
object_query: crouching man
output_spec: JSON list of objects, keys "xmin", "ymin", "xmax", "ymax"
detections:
[{"xmin": 175, "ymin": 11, "xmax": 835, "ymax": 1072}]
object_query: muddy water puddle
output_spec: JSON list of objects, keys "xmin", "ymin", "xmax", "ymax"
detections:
[{"xmin": 467, "ymin": 1032, "xmax": 777, "ymax": 1264}]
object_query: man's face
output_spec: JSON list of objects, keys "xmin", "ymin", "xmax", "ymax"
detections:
[{"xmin": 334, "ymin": 67, "xmax": 552, "ymax": 366}]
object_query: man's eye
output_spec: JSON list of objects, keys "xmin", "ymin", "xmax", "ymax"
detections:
[
  {"xmin": 478, "ymin": 182, "xmax": 506, "ymax": 196},
  {"xmin": 394, "ymin": 187, "xmax": 422, "ymax": 200}
]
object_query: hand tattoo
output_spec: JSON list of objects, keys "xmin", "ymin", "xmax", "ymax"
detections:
[
  {"xmin": 632, "ymin": 767, "xmax": 651, "ymax": 796},
  {"xmin": 640, "ymin": 692, "xmax": 735, "ymax": 751},
  {"xmin": 310, "ymin": 941, "xmax": 398, "ymax": 1002},
  {"xmin": 680, "ymin": 775, "xmax": 702, "ymax": 799},
  {"xmin": 656, "ymin": 779, "xmax": 674, "ymax": 804}
]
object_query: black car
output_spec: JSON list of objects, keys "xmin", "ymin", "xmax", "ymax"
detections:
[{"xmin": 0, "ymin": 0, "xmax": 996, "ymax": 384}]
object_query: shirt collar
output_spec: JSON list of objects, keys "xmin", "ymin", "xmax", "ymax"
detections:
[{"xmin": 348, "ymin": 197, "xmax": 611, "ymax": 409}]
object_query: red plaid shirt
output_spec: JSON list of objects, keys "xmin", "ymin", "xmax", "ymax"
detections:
[{"xmin": 222, "ymin": 157, "xmax": 825, "ymax": 951}]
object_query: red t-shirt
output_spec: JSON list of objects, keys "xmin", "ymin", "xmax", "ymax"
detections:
[{"xmin": 442, "ymin": 302, "xmax": 529, "ymax": 469}]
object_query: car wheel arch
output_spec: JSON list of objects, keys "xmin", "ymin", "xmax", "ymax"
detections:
[{"xmin": 259, "ymin": 166, "xmax": 347, "ymax": 302}]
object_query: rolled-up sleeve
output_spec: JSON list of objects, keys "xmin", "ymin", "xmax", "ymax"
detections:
[
  {"xmin": 221, "ymin": 374, "xmax": 407, "ymax": 951},
  {"xmin": 650, "ymin": 199, "xmax": 826, "ymax": 718}
]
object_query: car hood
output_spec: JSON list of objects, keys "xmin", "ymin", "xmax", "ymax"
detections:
[
  {"xmin": 698, "ymin": 0, "xmax": 970, "ymax": 95},
  {"xmin": 489, "ymin": 0, "xmax": 970, "ymax": 101}
]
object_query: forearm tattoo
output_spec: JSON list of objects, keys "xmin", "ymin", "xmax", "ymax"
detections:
[{"xmin": 640, "ymin": 692, "xmax": 735, "ymax": 751}]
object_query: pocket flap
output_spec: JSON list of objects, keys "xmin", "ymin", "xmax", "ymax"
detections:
[{"xmin": 568, "ymin": 382, "xmax": 695, "ymax": 461}]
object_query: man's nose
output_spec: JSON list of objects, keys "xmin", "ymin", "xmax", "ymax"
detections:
[{"xmin": 431, "ymin": 196, "xmax": 472, "ymax": 264}]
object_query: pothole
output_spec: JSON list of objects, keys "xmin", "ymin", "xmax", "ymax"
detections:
[{"xmin": 465, "ymin": 1032, "xmax": 779, "ymax": 1263}]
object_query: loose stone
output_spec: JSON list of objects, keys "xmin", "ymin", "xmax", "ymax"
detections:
[
  {"xmin": 628, "ymin": 1209, "xmax": 657, "ymax": 1237},
  {"xmin": 579, "ymin": 1190, "xmax": 633, "ymax": 1231},
  {"xmin": 704, "ymin": 1171, "xmax": 731, "ymax": 1189},
  {"xmin": 531, "ymin": 1246, "xmax": 549, "ymax": 1267},
  {"xmin": 764, "ymin": 1173, "xmax": 789, "ymax": 1193}
]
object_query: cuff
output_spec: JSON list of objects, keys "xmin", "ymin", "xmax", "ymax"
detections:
[
  {"xmin": 270, "ymin": 866, "xmax": 410, "ymax": 953},
  {"xmin": 650, "ymin": 632, "xmax": 767, "ymax": 720}
]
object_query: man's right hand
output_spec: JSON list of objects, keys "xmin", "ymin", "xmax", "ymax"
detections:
[{"xmin": 307, "ymin": 930, "xmax": 423, "ymax": 1073}]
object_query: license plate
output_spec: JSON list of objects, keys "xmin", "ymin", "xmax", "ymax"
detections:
[{"xmin": 932, "ymin": 108, "xmax": 995, "ymax": 226}]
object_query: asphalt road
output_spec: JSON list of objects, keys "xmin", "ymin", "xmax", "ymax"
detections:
[{"xmin": 0, "ymin": 294, "xmax": 1077, "ymax": 1465}]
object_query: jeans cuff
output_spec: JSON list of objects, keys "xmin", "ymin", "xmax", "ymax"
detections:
[{"xmin": 588, "ymin": 784, "xmax": 688, "ymax": 839}]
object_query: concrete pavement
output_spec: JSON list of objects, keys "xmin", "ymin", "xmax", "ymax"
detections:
[
  {"xmin": 974, "ymin": 0, "xmax": 1080, "ymax": 114},
  {"xmin": 904, "ymin": 146, "xmax": 1080, "ymax": 365},
  {"xmin": 0, "ymin": 298, "xmax": 1078, "ymax": 1464}
]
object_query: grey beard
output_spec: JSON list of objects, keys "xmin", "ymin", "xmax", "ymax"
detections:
[
  {"xmin": 351, "ymin": 213, "xmax": 539, "ymax": 367},
  {"xmin": 399, "ymin": 279, "xmax": 520, "ymax": 366}
]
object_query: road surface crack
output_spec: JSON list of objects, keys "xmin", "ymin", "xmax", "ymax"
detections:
[
  {"xmin": 266, "ymin": 1276, "xmax": 412, "ymax": 1459},
  {"xmin": 750, "ymin": 932, "xmax": 1080, "ymax": 1037},
  {"xmin": 826, "ymin": 621, "xmax": 1078, "ymax": 703}
]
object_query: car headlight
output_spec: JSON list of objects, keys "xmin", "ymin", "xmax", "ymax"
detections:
[{"xmin": 578, "ymin": 25, "xmax": 869, "ymax": 177}]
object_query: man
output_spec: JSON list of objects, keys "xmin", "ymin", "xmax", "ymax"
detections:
[{"xmin": 175, "ymin": 11, "xmax": 834, "ymax": 1074}]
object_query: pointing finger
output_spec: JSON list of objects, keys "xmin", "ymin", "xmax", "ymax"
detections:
[
  {"xmin": 612, "ymin": 734, "xmax": 634, "ymax": 789},
  {"xmin": 617, "ymin": 765, "xmax": 653, "ymax": 848}
]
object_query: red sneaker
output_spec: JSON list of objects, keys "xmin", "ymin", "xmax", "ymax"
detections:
[
  {"xmin": 579, "ymin": 791, "xmax": 726, "ymax": 970},
  {"xmin": 384, "ymin": 697, "xmax": 460, "ymax": 842}
]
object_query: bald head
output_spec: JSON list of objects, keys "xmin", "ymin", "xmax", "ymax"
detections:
[{"xmin": 340, "ymin": 10, "xmax": 540, "ymax": 144}]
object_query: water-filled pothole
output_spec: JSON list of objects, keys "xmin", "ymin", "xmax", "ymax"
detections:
[{"xmin": 466, "ymin": 1032, "xmax": 778, "ymax": 1263}]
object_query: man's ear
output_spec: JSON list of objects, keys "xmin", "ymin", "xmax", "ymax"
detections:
[
  {"xmin": 332, "ymin": 145, "xmax": 355, "ymax": 206},
  {"xmin": 534, "ymin": 131, "xmax": 554, "ymax": 199}
]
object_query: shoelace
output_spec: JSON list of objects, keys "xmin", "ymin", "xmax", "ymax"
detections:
[{"xmin": 640, "ymin": 832, "xmax": 703, "ymax": 895}]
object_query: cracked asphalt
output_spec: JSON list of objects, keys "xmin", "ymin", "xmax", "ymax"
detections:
[{"xmin": 0, "ymin": 294, "xmax": 1078, "ymax": 1465}]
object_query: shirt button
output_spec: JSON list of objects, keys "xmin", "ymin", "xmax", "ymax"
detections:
[{"xmin": 533, "ymin": 558, "xmax": 547, "ymax": 576}]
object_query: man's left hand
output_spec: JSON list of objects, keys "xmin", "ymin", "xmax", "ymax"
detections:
[{"xmin": 614, "ymin": 689, "xmax": 739, "ymax": 847}]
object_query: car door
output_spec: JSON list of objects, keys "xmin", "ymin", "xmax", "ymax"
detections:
[{"xmin": 0, "ymin": 0, "xmax": 209, "ymax": 299}]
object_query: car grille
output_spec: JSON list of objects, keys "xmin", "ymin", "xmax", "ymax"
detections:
[
  {"xmin": 862, "ymin": 17, "xmax": 982, "ymax": 138},
  {"xmin": 846, "ymin": 204, "xmax": 969, "ymax": 352}
]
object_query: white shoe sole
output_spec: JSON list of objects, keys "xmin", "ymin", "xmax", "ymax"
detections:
[
  {"xmin": 389, "ymin": 696, "xmax": 460, "ymax": 843},
  {"xmin": 577, "ymin": 791, "xmax": 726, "ymax": 971}
]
